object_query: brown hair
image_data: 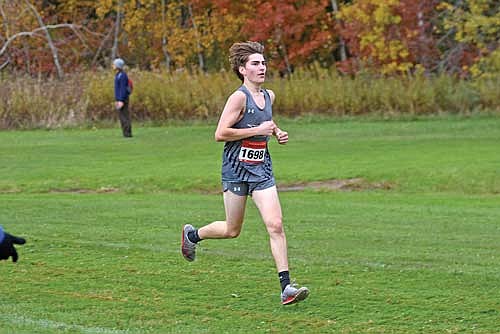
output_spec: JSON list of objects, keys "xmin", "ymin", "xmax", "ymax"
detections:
[{"xmin": 229, "ymin": 41, "xmax": 265, "ymax": 82}]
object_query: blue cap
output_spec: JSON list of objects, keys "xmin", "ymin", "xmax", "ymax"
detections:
[{"xmin": 113, "ymin": 58, "xmax": 125, "ymax": 69}]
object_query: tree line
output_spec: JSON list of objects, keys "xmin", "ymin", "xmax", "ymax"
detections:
[{"xmin": 0, "ymin": 0, "xmax": 498, "ymax": 79}]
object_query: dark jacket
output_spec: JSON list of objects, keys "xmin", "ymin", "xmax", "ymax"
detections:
[{"xmin": 114, "ymin": 70, "xmax": 130, "ymax": 102}]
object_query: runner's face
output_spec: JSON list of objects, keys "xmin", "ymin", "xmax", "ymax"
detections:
[{"xmin": 241, "ymin": 53, "xmax": 266, "ymax": 84}]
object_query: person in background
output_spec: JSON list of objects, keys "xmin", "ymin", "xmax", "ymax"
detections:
[
  {"xmin": 0, "ymin": 225, "xmax": 26, "ymax": 262},
  {"xmin": 112, "ymin": 58, "xmax": 132, "ymax": 138}
]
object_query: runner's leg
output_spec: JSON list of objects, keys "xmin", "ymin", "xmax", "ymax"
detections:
[
  {"xmin": 252, "ymin": 186, "xmax": 288, "ymax": 272},
  {"xmin": 253, "ymin": 185, "xmax": 309, "ymax": 305},
  {"xmin": 198, "ymin": 190, "xmax": 247, "ymax": 239}
]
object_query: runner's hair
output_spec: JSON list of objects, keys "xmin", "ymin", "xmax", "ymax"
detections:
[{"xmin": 229, "ymin": 41, "xmax": 265, "ymax": 82}]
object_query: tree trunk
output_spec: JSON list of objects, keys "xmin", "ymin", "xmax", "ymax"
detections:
[
  {"xmin": 274, "ymin": 28, "xmax": 292, "ymax": 75},
  {"xmin": 331, "ymin": 0, "xmax": 347, "ymax": 62},
  {"xmin": 188, "ymin": 4, "xmax": 205, "ymax": 71},
  {"xmin": 111, "ymin": 0, "xmax": 123, "ymax": 61},
  {"xmin": 280, "ymin": 41, "xmax": 292, "ymax": 75},
  {"xmin": 0, "ymin": 23, "xmax": 81, "ymax": 74},
  {"xmin": 161, "ymin": 0, "xmax": 171, "ymax": 71},
  {"xmin": 25, "ymin": 0, "xmax": 64, "ymax": 79},
  {"xmin": 0, "ymin": 2, "xmax": 11, "ymax": 71}
]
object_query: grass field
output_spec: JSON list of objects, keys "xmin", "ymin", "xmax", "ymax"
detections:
[{"xmin": 1, "ymin": 116, "xmax": 499, "ymax": 333}]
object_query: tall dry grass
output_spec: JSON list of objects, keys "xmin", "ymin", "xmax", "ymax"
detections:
[{"xmin": 0, "ymin": 68, "xmax": 498, "ymax": 129}]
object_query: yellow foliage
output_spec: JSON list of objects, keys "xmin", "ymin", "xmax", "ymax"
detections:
[
  {"xmin": 340, "ymin": 0, "xmax": 414, "ymax": 74},
  {"xmin": 443, "ymin": 0, "xmax": 500, "ymax": 48},
  {"xmin": 471, "ymin": 49, "xmax": 500, "ymax": 79},
  {"xmin": 95, "ymin": 0, "xmax": 114, "ymax": 19}
]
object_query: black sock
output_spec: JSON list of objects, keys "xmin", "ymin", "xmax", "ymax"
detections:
[
  {"xmin": 187, "ymin": 229, "xmax": 202, "ymax": 243},
  {"xmin": 279, "ymin": 271, "xmax": 290, "ymax": 292}
]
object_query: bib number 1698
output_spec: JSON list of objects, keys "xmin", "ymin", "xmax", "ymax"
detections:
[{"xmin": 239, "ymin": 140, "xmax": 266, "ymax": 163}]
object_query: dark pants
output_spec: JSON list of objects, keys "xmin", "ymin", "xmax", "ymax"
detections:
[{"xmin": 118, "ymin": 99, "xmax": 132, "ymax": 137}]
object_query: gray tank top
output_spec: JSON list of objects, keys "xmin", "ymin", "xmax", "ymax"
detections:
[{"xmin": 221, "ymin": 85, "xmax": 274, "ymax": 182}]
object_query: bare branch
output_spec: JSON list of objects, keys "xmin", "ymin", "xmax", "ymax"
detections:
[
  {"xmin": 69, "ymin": 25, "xmax": 91, "ymax": 51},
  {"xmin": 0, "ymin": 56, "xmax": 9, "ymax": 70},
  {"xmin": 91, "ymin": 21, "xmax": 116, "ymax": 67},
  {"xmin": 24, "ymin": 0, "xmax": 64, "ymax": 78},
  {"xmin": 0, "ymin": 24, "xmax": 82, "ymax": 58}
]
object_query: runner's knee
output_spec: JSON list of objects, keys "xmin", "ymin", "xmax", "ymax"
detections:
[
  {"xmin": 224, "ymin": 228, "xmax": 241, "ymax": 238},
  {"xmin": 265, "ymin": 217, "xmax": 284, "ymax": 235}
]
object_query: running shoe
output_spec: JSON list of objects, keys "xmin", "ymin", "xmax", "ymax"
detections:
[
  {"xmin": 281, "ymin": 283, "xmax": 309, "ymax": 305},
  {"xmin": 181, "ymin": 224, "xmax": 197, "ymax": 262}
]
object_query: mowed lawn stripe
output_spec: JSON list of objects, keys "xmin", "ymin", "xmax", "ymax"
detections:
[{"xmin": 0, "ymin": 116, "xmax": 499, "ymax": 333}]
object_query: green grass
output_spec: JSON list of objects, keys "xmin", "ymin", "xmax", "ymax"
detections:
[
  {"xmin": 1, "ymin": 116, "xmax": 499, "ymax": 195},
  {"xmin": 1, "ymin": 116, "xmax": 499, "ymax": 333}
]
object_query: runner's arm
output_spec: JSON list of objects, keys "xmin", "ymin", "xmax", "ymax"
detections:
[
  {"xmin": 215, "ymin": 91, "xmax": 276, "ymax": 142},
  {"xmin": 267, "ymin": 90, "xmax": 288, "ymax": 145}
]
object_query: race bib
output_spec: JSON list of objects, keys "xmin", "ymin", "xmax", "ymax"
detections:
[{"xmin": 239, "ymin": 140, "xmax": 266, "ymax": 163}]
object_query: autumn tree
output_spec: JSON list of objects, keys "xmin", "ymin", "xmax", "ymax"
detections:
[
  {"xmin": 435, "ymin": 0, "xmax": 499, "ymax": 76},
  {"xmin": 0, "ymin": 0, "xmax": 496, "ymax": 77},
  {"xmin": 0, "ymin": 0, "xmax": 98, "ymax": 77},
  {"xmin": 243, "ymin": 0, "xmax": 334, "ymax": 75},
  {"xmin": 167, "ymin": 0, "xmax": 248, "ymax": 71},
  {"xmin": 337, "ymin": 0, "xmax": 441, "ymax": 74}
]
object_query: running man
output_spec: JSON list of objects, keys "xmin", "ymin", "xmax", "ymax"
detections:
[{"xmin": 181, "ymin": 41, "xmax": 309, "ymax": 305}]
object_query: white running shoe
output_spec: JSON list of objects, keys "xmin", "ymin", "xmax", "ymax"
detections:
[
  {"xmin": 281, "ymin": 283, "xmax": 309, "ymax": 305},
  {"xmin": 181, "ymin": 224, "xmax": 197, "ymax": 262}
]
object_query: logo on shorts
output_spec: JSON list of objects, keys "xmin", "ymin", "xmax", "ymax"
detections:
[
  {"xmin": 233, "ymin": 187, "xmax": 241, "ymax": 192},
  {"xmin": 247, "ymin": 108, "xmax": 255, "ymax": 114}
]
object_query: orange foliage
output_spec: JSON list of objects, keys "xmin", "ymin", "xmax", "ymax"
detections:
[
  {"xmin": 0, "ymin": 0, "xmax": 496, "ymax": 77},
  {"xmin": 242, "ymin": 0, "xmax": 334, "ymax": 73},
  {"xmin": 337, "ymin": 0, "xmax": 440, "ymax": 74}
]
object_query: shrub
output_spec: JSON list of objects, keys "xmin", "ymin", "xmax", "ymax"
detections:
[{"xmin": 0, "ymin": 69, "xmax": 498, "ymax": 129}]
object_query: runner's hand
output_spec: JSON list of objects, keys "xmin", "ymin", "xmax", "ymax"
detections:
[
  {"xmin": 257, "ymin": 121, "xmax": 276, "ymax": 136},
  {"xmin": 275, "ymin": 129, "xmax": 288, "ymax": 144},
  {"xmin": 0, "ymin": 233, "xmax": 26, "ymax": 262}
]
